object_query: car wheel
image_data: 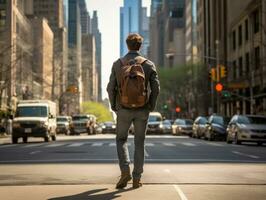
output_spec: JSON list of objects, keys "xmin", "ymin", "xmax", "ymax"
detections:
[
  {"xmin": 234, "ymin": 133, "xmax": 241, "ymax": 145},
  {"xmin": 257, "ymin": 142, "xmax": 263, "ymax": 146},
  {"xmin": 44, "ymin": 136, "xmax": 50, "ymax": 142},
  {"xmin": 23, "ymin": 137, "xmax": 28, "ymax": 143},
  {"xmin": 51, "ymin": 135, "xmax": 56, "ymax": 141},
  {"xmin": 226, "ymin": 134, "xmax": 232, "ymax": 144},
  {"xmin": 12, "ymin": 137, "xmax": 18, "ymax": 144}
]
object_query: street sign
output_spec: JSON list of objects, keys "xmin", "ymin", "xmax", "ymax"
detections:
[{"xmin": 227, "ymin": 82, "xmax": 249, "ymax": 89}]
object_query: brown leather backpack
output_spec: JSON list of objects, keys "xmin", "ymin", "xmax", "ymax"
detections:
[{"xmin": 119, "ymin": 56, "xmax": 147, "ymax": 108}]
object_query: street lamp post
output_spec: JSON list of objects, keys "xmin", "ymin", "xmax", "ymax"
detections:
[{"xmin": 215, "ymin": 40, "xmax": 220, "ymax": 114}]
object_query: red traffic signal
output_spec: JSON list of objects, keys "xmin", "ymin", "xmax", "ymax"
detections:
[
  {"xmin": 215, "ymin": 83, "xmax": 223, "ymax": 92},
  {"xmin": 175, "ymin": 107, "xmax": 181, "ymax": 113}
]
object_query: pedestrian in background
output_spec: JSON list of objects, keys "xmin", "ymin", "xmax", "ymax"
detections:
[{"xmin": 107, "ymin": 33, "xmax": 160, "ymax": 189}]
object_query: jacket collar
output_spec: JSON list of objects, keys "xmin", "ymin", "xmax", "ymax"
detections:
[{"xmin": 128, "ymin": 50, "xmax": 141, "ymax": 55}]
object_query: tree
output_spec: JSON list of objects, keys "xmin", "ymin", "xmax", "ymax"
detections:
[{"xmin": 81, "ymin": 101, "xmax": 113, "ymax": 122}]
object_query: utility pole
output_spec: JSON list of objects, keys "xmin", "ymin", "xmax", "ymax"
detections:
[
  {"xmin": 250, "ymin": 71, "xmax": 254, "ymax": 114},
  {"xmin": 216, "ymin": 40, "xmax": 220, "ymax": 114}
]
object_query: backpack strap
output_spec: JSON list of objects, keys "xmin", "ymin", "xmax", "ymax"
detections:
[{"xmin": 134, "ymin": 56, "xmax": 147, "ymax": 65}]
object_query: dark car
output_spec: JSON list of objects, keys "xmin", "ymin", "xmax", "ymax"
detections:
[
  {"xmin": 226, "ymin": 115, "xmax": 266, "ymax": 145},
  {"xmin": 204, "ymin": 115, "xmax": 230, "ymax": 141},
  {"xmin": 172, "ymin": 119, "xmax": 193, "ymax": 136},
  {"xmin": 101, "ymin": 121, "xmax": 116, "ymax": 134},
  {"xmin": 192, "ymin": 116, "xmax": 208, "ymax": 138}
]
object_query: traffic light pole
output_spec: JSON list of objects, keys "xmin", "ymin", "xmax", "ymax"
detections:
[{"xmin": 216, "ymin": 40, "xmax": 220, "ymax": 114}]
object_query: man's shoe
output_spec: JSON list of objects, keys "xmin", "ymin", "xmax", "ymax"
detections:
[
  {"xmin": 133, "ymin": 178, "xmax": 142, "ymax": 189},
  {"xmin": 116, "ymin": 171, "xmax": 132, "ymax": 189}
]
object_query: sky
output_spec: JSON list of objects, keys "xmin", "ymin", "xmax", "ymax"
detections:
[{"xmin": 86, "ymin": 0, "xmax": 151, "ymax": 99}]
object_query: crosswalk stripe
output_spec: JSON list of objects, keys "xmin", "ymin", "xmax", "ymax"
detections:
[
  {"xmin": 67, "ymin": 143, "xmax": 85, "ymax": 147},
  {"xmin": 109, "ymin": 143, "xmax": 116, "ymax": 146},
  {"xmin": 0, "ymin": 144, "xmax": 18, "ymax": 148},
  {"xmin": 145, "ymin": 143, "xmax": 155, "ymax": 147},
  {"xmin": 91, "ymin": 142, "xmax": 103, "ymax": 147},
  {"xmin": 163, "ymin": 143, "xmax": 176, "ymax": 146},
  {"xmin": 205, "ymin": 142, "xmax": 224, "ymax": 147},
  {"xmin": 181, "ymin": 142, "xmax": 196, "ymax": 146},
  {"xmin": 45, "ymin": 143, "xmax": 66, "ymax": 147},
  {"xmin": 23, "ymin": 143, "xmax": 45, "ymax": 148}
]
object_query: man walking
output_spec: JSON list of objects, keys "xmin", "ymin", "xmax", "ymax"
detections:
[{"xmin": 107, "ymin": 33, "xmax": 160, "ymax": 189}]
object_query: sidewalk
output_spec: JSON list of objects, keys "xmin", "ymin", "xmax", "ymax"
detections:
[{"xmin": 0, "ymin": 184, "xmax": 181, "ymax": 200}]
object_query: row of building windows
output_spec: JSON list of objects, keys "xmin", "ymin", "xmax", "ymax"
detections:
[
  {"xmin": 232, "ymin": 9, "xmax": 260, "ymax": 50},
  {"xmin": 232, "ymin": 46, "xmax": 260, "ymax": 79},
  {"xmin": 0, "ymin": 9, "xmax": 6, "ymax": 27}
]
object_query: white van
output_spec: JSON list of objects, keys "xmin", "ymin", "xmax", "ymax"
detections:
[{"xmin": 12, "ymin": 100, "xmax": 57, "ymax": 143}]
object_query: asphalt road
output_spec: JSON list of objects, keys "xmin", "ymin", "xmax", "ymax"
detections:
[{"xmin": 0, "ymin": 134, "xmax": 266, "ymax": 200}]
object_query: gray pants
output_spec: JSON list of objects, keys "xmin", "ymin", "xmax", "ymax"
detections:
[{"xmin": 116, "ymin": 108, "xmax": 149, "ymax": 179}]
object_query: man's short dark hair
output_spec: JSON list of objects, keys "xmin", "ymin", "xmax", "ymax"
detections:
[{"xmin": 126, "ymin": 33, "xmax": 143, "ymax": 51}]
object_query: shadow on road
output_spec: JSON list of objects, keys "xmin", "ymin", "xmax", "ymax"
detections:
[{"xmin": 48, "ymin": 188, "xmax": 134, "ymax": 200}]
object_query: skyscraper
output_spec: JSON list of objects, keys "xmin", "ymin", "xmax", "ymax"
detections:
[
  {"xmin": 120, "ymin": 0, "xmax": 142, "ymax": 56},
  {"xmin": 91, "ymin": 11, "xmax": 102, "ymax": 101}
]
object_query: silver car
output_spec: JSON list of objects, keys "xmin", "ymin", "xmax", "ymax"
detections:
[
  {"xmin": 226, "ymin": 115, "xmax": 266, "ymax": 145},
  {"xmin": 172, "ymin": 119, "xmax": 193, "ymax": 136},
  {"xmin": 192, "ymin": 116, "xmax": 208, "ymax": 138}
]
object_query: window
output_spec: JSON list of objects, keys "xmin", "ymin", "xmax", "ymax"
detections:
[
  {"xmin": 254, "ymin": 47, "xmax": 260, "ymax": 69},
  {"xmin": 0, "ymin": 0, "xmax": 6, "ymax": 4},
  {"xmin": 238, "ymin": 25, "xmax": 242, "ymax": 46},
  {"xmin": 233, "ymin": 60, "xmax": 237, "ymax": 79},
  {"xmin": 245, "ymin": 53, "xmax": 250, "ymax": 74},
  {"xmin": 0, "ymin": 10, "xmax": 6, "ymax": 27},
  {"xmin": 239, "ymin": 57, "xmax": 243, "ymax": 77},
  {"xmin": 245, "ymin": 19, "xmax": 249, "ymax": 41},
  {"xmin": 232, "ymin": 30, "xmax": 236, "ymax": 50},
  {"xmin": 253, "ymin": 9, "xmax": 259, "ymax": 33}
]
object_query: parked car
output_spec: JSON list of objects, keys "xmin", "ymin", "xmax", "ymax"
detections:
[
  {"xmin": 12, "ymin": 100, "xmax": 57, "ymax": 143},
  {"xmin": 192, "ymin": 116, "xmax": 208, "ymax": 138},
  {"xmin": 204, "ymin": 115, "xmax": 230, "ymax": 141},
  {"xmin": 172, "ymin": 119, "xmax": 193, "ymax": 136},
  {"xmin": 101, "ymin": 121, "xmax": 116, "ymax": 134},
  {"xmin": 71, "ymin": 115, "xmax": 90, "ymax": 135},
  {"xmin": 56, "ymin": 116, "xmax": 72, "ymax": 135},
  {"xmin": 146, "ymin": 112, "xmax": 163, "ymax": 134},
  {"xmin": 226, "ymin": 115, "xmax": 266, "ymax": 145},
  {"xmin": 159, "ymin": 120, "xmax": 172, "ymax": 134}
]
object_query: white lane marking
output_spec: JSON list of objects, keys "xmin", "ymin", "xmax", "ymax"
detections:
[
  {"xmin": 91, "ymin": 142, "xmax": 103, "ymax": 147},
  {"xmin": 181, "ymin": 142, "xmax": 196, "ymax": 146},
  {"xmin": 45, "ymin": 143, "xmax": 65, "ymax": 148},
  {"xmin": 144, "ymin": 149, "xmax": 149, "ymax": 157},
  {"xmin": 145, "ymin": 143, "xmax": 155, "ymax": 147},
  {"xmin": 67, "ymin": 142, "xmax": 85, "ymax": 147},
  {"xmin": 232, "ymin": 151, "xmax": 259, "ymax": 159},
  {"xmin": 163, "ymin": 143, "xmax": 176, "ymax": 146},
  {"xmin": 205, "ymin": 142, "xmax": 224, "ymax": 147},
  {"xmin": 174, "ymin": 185, "xmax": 188, "ymax": 200},
  {"xmin": 23, "ymin": 143, "xmax": 45, "ymax": 148},
  {"xmin": 0, "ymin": 144, "xmax": 18, "ymax": 148},
  {"xmin": 145, "ymin": 135, "xmax": 189, "ymax": 139},
  {"xmin": 29, "ymin": 151, "xmax": 41, "ymax": 155},
  {"xmin": 109, "ymin": 143, "xmax": 116, "ymax": 146}
]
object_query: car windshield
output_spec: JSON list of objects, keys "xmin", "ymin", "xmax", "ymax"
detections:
[
  {"xmin": 72, "ymin": 116, "xmax": 89, "ymax": 121},
  {"xmin": 57, "ymin": 118, "xmax": 68, "ymax": 122},
  {"xmin": 238, "ymin": 116, "xmax": 266, "ymax": 125},
  {"xmin": 163, "ymin": 120, "xmax": 171, "ymax": 125},
  {"xmin": 212, "ymin": 116, "xmax": 230, "ymax": 125},
  {"xmin": 175, "ymin": 120, "xmax": 185, "ymax": 125},
  {"xmin": 16, "ymin": 106, "xmax": 48, "ymax": 117},
  {"xmin": 200, "ymin": 118, "xmax": 208, "ymax": 124},
  {"xmin": 148, "ymin": 115, "xmax": 162, "ymax": 122},
  {"xmin": 104, "ymin": 122, "xmax": 114, "ymax": 125},
  {"xmin": 185, "ymin": 120, "xmax": 193, "ymax": 125}
]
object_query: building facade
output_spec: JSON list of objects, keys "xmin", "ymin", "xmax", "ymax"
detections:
[
  {"xmin": 0, "ymin": 0, "xmax": 33, "ymax": 111},
  {"xmin": 31, "ymin": 18, "xmax": 54, "ymax": 99}
]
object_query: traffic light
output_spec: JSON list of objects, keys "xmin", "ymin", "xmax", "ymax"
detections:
[
  {"xmin": 221, "ymin": 90, "xmax": 231, "ymax": 98},
  {"xmin": 163, "ymin": 104, "xmax": 168, "ymax": 110},
  {"xmin": 175, "ymin": 106, "xmax": 181, "ymax": 113},
  {"xmin": 67, "ymin": 85, "xmax": 78, "ymax": 94},
  {"xmin": 220, "ymin": 65, "xmax": 227, "ymax": 78},
  {"xmin": 215, "ymin": 83, "xmax": 223, "ymax": 92},
  {"xmin": 209, "ymin": 68, "xmax": 216, "ymax": 81}
]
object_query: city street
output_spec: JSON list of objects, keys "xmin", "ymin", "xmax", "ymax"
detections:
[{"xmin": 0, "ymin": 134, "xmax": 265, "ymax": 199}]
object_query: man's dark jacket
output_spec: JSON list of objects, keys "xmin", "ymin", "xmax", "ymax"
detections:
[{"xmin": 107, "ymin": 51, "xmax": 160, "ymax": 112}]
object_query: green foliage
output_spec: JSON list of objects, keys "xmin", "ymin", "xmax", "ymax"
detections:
[{"xmin": 81, "ymin": 101, "xmax": 113, "ymax": 123}]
